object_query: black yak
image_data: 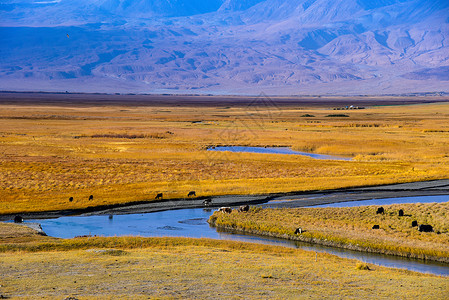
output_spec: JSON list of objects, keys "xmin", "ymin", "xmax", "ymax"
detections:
[{"xmin": 418, "ymin": 224, "xmax": 433, "ymax": 232}]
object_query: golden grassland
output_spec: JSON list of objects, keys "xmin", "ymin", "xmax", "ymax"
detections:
[
  {"xmin": 0, "ymin": 223, "xmax": 448, "ymax": 299},
  {"xmin": 209, "ymin": 202, "xmax": 449, "ymax": 262},
  {"xmin": 1, "ymin": 100, "xmax": 449, "ymax": 214}
]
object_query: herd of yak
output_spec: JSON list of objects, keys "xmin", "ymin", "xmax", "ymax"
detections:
[{"xmin": 374, "ymin": 206, "xmax": 434, "ymax": 232}]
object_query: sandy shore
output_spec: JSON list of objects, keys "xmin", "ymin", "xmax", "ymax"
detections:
[{"xmin": 1, "ymin": 179, "xmax": 448, "ymax": 222}]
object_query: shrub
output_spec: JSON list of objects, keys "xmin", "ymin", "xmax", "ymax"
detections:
[{"xmin": 326, "ymin": 114, "xmax": 349, "ymax": 117}]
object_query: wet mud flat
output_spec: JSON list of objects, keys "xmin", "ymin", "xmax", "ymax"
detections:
[
  {"xmin": 1, "ymin": 179, "xmax": 448, "ymax": 221},
  {"xmin": 263, "ymin": 179, "xmax": 449, "ymax": 209}
]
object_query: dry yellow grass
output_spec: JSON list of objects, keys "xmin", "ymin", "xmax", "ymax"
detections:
[
  {"xmin": 0, "ymin": 224, "xmax": 447, "ymax": 299},
  {"xmin": 209, "ymin": 202, "xmax": 449, "ymax": 262},
  {"xmin": 0, "ymin": 222, "xmax": 56, "ymax": 244},
  {"xmin": 1, "ymin": 100, "xmax": 448, "ymax": 214}
]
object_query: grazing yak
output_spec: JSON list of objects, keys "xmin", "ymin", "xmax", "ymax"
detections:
[
  {"xmin": 203, "ymin": 199, "xmax": 212, "ymax": 206},
  {"xmin": 238, "ymin": 205, "xmax": 249, "ymax": 212},
  {"xmin": 294, "ymin": 227, "xmax": 302, "ymax": 234},
  {"xmin": 219, "ymin": 207, "xmax": 232, "ymax": 214},
  {"xmin": 418, "ymin": 224, "xmax": 433, "ymax": 232},
  {"xmin": 155, "ymin": 193, "xmax": 163, "ymax": 200},
  {"xmin": 69, "ymin": 196, "xmax": 74, "ymax": 202},
  {"xmin": 398, "ymin": 209, "xmax": 404, "ymax": 216},
  {"xmin": 89, "ymin": 195, "xmax": 94, "ymax": 201},
  {"xmin": 376, "ymin": 207, "xmax": 384, "ymax": 214},
  {"xmin": 372, "ymin": 225, "xmax": 380, "ymax": 229},
  {"xmin": 188, "ymin": 191, "xmax": 196, "ymax": 197},
  {"xmin": 411, "ymin": 220, "xmax": 418, "ymax": 227},
  {"xmin": 14, "ymin": 215, "xmax": 23, "ymax": 223}
]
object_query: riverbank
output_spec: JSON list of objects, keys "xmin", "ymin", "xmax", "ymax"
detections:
[
  {"xmin": 208, "ymin": 201, "xmax": 449, "ymax": 263},
  {"xmin": 1, "ymin": 179, "xmax": 448, "ymax": 222}
]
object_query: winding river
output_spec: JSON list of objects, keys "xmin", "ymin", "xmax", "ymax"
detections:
[
  {"xmin": 207, "ymin": 146, "xmax": 352, "ymax": 160},
  {"xmin": 24, "ymin": 195, "xmax": 449, "ymax": 276}
]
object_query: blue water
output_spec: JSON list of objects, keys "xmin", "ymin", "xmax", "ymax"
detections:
[
  {"xmin": 208, "ymin": 146, "xmax": 352, "ymax": 160},
  {"xmin": 36, "ymin": 209, "xmax": 214, "ymax": 239},
  {"xmin": 313, "ymin": 195, "xmax": 449, "ymax": 208},
  {"xmin": 24, "ymin": 195, "xmax": 449, "ymax": 276}
]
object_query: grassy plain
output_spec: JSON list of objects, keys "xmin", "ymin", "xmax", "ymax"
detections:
[
  {"xmin": 1, "ymin": 95, "xmax": 449, "ymax": 214},
  {"xmin": 209, "ymin": 202, "xmax": 449, "ymax": 262},
  {"xmin": 0, "ymin": 223, "xmax": 448, "ymax": 299},
  {"xmin": 1, "ymin": 95, "xmax": 449, "ymax": 298}
]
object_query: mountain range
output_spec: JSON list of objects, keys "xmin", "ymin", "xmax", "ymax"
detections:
[{"xmin": 1, "ymin": 0, "xmax": 448, "ymax": 95}]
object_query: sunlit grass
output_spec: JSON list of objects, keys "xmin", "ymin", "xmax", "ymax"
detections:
[
  {"xmin": 0, "ymin": 101, "xmax": 448, "ymax": 214},
  {"xmin": 0, "ymin": 224, "xmax": 448, "ymax": 299},
  {"xmin": 209, "ymin": 202, "xmax": 449, "ymax": 262}
]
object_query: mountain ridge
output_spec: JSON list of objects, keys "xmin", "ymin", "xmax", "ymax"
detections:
[{"xmin": 0, "ymin": 0, "xmax": 448, "ymax": 95}]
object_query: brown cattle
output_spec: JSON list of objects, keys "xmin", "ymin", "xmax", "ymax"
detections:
[
  {"xmin": 219, "ymin": 207, "xmax": 232, "ymax": 214},
  {"xmin": 238, "ymin": 205, "xmax": 249, "ymax": 212}
]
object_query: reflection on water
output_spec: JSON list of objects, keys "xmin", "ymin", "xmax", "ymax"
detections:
[
  {"xmin": 26, "ymin": 196, "xmax": 449, "ymax": 276},
  {"xmin": 35, "ymin": 209, "xmax": 215, "ymax": 239},
  {"xmin": 208, "ymin": 146, "xmax": 352, "ymax": 160},
  {"xmin": 217, "ymin": 230, "xmax": 449, "ymax": 277}
]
